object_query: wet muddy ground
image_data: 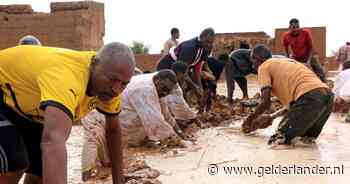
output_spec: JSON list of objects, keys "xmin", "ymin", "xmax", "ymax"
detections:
[{"xmin": 67, "ymin": 77, "xmax": 350, "ymax": 184}]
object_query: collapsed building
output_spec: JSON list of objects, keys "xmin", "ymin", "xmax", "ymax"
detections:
[
  {"xmin": 0, "ymin": 1, "xmax": 104, "ymax": 50},
  {"xmin": 137, "ymin": 27, "xmax": 331, "ymax": 72},
  {"xmin": 0, "ymin": 1, "xmax": 334, "ymax": 71}
]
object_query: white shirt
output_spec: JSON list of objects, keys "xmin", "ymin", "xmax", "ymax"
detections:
[
  {"xmin": 333, "ymin": 69, "xmax": 350, "ymax": 98},
  {"xmin": 119, "ymin": 73, "xmax": 176, "ymax": 145}
]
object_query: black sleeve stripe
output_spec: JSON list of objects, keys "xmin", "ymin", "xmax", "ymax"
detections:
[
  {"xmin": 96, "ymin": 107, "xmax": 120, "ymax": 116},
  {"xmin": 40, "ymin": 100, "xmax": 74, "ymax": 120}
]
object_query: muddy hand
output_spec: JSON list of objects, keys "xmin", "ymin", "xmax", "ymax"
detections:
[
  {"xmin": 242, "ymin": 118, "xmax": 254, "ymax": 133},
  {"xmin": 255, "ymin": 114, "xmax": 273, "ymax": 129}
]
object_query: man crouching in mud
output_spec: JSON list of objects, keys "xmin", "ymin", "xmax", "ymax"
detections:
[{"xmin": 242, "ymin": 44, "xmax": 333, "ymax": 149}]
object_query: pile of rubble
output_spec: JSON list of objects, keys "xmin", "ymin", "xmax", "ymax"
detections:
[
  {"xmin": 191, "ymin": 94, "xmax": 283, "ymax": 127},
  {"xmin": 84, "ymin": 158, "xmax": 161, "ymax": 184},
  {"xmin": 124, "ymin": 159, "xmax": 161, "ymax": 184},
  {"xmin": 119, "ymin": 94, "xmax": 284, "ymax": 183}
]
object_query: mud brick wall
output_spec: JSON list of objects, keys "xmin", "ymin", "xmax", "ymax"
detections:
[
  {"xmin": 136, "ymin": 28, "xmax": 327, "ymax": 73},
  {"xmin": 326, "ymin": 56, "xmax": 339, "ymax": 71},
  {"xmin": 213, "ymin": 32, "xmax": 274, "ymax": 57},
  {"xmin": 213, "ymin": 27, "xmax": 326, "ymax": 65},
  {"xmin": 135, "ymin": 54, "xmax": 162, "ymax": 72},
  {"xmin": 274, "ymin": 27, "xmax": 326, "ymax": 64},
  {"xmin": 0, "ymin": 1, "xmax": 104, "ymax": 51}
]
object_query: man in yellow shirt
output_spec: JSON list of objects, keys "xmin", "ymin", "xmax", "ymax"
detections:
[
  {"xmin": 0, "ymin": 42, "xmax": 135, "ymax": 184},
  {"xmin": 242, "ymin": 45, "xmax": 333, "ymax": 149}
]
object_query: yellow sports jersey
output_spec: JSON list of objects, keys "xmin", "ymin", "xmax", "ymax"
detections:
[{"xmin": 0, "ymin": 45, "xmax": 121, "ymax": 122}]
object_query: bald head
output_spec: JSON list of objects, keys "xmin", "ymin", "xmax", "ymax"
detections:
[
  {"xmin": 96, "ymin": 42, "xmax": 135, "ymax": 68},
  {"xmin": 88, "ymin": 42, "xmax": 136, "ymax": 101},
  {"xmin": 18, "ymin": 35, "xmax": 41, "ymax": 45}
]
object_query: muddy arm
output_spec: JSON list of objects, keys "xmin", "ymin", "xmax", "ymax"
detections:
[
  {"xmin": 105, "ymin": 115, "xmax": 124, "ymax": 184},
  {"xmin": 270, "ymin": 106, "xmax": 288, "ymax": 119},
  {"xmin": 242, "ymin": 87, "xmax": 271, "ymax": 133},
  {"xmin": 184, "ymin": 66, "xmax": 203, "ymax": 97}
]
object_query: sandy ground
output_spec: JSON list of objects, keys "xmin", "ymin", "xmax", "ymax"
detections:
[{"xmin": 66, "ymin": 78, "xmax": 350, "ymax": 184}]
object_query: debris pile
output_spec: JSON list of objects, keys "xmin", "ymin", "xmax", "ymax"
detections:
[
  {"xmin": 83, "ymin": 158, "xmax": 161, "ymax": 184},
  {"xmin": 188, "ymin": 94, "xmax": 283, "ymax": 127},
  {"xmin": 124, "ymin": 159, "xmax": 161, "ymax": 184},
  {"xmin": 199, "ymin": 95, "xmax": 242, "ymax": 126}
]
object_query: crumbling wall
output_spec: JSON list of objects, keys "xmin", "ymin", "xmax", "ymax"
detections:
[
  {"xmin": 136, "ymin": 28, "xmax": 327, "ymax": 72},
  {"xmin": 213, "ymin": 27, "xmax": 326, "ymax": 66},
  {"xmin": 0, "ymin": 1, "xmax": 104, "ymax": 50},
  {"xmin": 135, "ymin": 54, "xmax": 162, "ymax": 72},
  {"xmin": 326, "ymin": 56, "xmax": 339, "ymax": 71},
  {"xmin": 213, "ymin": 32, "xmax": 274, "ymax": 57}
]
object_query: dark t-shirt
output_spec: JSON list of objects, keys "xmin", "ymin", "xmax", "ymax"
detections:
[
  {"xmin": 207, "ymin": 57, "xmax": 225, "ymax": 81},
  {"xmin": 229, "ymin": 49, "xmax": 253, "ymax": 78},
  {"xmin": 175, "ymin": 37, "xmax": 210, "ymax": 65},
  {"xmin": 157, "ymin": 37, "xmax": 210, "ymax": 71}
]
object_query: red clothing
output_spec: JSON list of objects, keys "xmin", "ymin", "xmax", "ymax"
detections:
[{"xmin": 283, "ymin": 29, "xmax": 313, "ymax": 63}]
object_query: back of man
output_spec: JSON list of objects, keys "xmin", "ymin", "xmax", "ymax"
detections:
[
  {"xmin": 243, "ymin": 44, "xmax": 332, "ymax": 148},
  {"xmin": 229, "ymin": 49, "xmax": 252, "ymax": 77},
  {"xmin": 258, "ymin": 58, "xmax": 328, "ymax": 106},
  {"xmin": 225, "ymin": 49, "xmax": 253, "ymax": 101},
  {"xmin": 0, "ymin": 45, "xmax": 97, "ymax": 121}
]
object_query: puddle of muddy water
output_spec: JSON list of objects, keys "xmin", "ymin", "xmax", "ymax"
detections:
[{"xmin": 31, "ymin": 78, "xmax": 350, "ymax": 184}]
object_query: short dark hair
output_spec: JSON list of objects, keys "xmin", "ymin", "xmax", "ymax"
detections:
[
  {"xmin": 171, "ymin": 28, "xmax": 179, "ymax": 35},
  {"xmin": 289, "ymin": 18, "xmax": 299, "ymax": 25},
  {"xmin": 155, "ymin": 69, "xmax": 177, "ymax": 84},
  {"xmin": 171, "ymin": 61, "xmax": 187, "ymax": 74},
  {"xmin": 200, "ymin": 27, "xmax": 215, "ymax": 39},
  {"xmin": 252, "ymin": 44, "xmax": 272, "ymax": 60}
]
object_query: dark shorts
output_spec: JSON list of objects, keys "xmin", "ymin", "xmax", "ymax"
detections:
[
  {"xmin": 0, "ymin": 104, "xmax": 43, "ymax": 176},
  {"xmin": 269, "ymin": 88, "xmax": 334, "ymax": 145}
]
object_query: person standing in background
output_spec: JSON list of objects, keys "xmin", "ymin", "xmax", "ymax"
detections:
[{"xmin": 162, "ymin": 28, "xmax": 180, "ymax": 55}]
